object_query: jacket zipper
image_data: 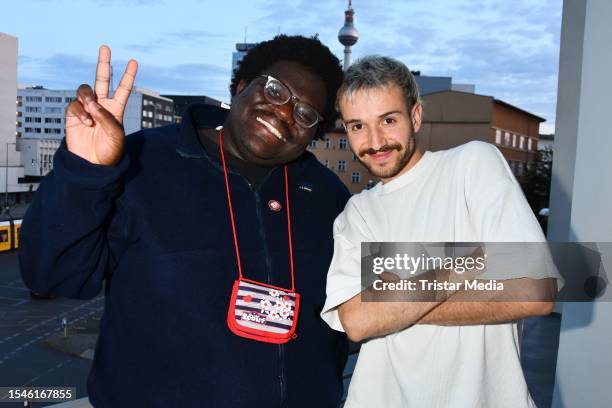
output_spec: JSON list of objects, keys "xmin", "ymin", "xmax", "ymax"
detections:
[
  {"xmin": 278, "ymin": 344, "xmax": 287, "ymax": 406},
  {"xmin": 253, "ymin": 189, "xmax": 287, "ymax": 405}
]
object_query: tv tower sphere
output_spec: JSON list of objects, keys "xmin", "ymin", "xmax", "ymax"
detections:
[
  {"xmin": 338, "ymin": 1, "xmax": 359, "ymax": 46},
  {"xmin": 338, "ymin": 0, "xmax": 358, "ymax": 70}
]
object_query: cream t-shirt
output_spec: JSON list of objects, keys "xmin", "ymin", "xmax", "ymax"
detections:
[{"xmin": 322, "ymin": 141, "xmax": 550, "ymax": 408}]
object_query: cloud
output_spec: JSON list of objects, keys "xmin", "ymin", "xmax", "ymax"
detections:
[
  {"xmin": 30, "ymin": 0, "xmax": 165, "ymax": 4},
  {"xmin": 125, "ymin": 29, "xmax": 226, "ymax": 55},
  {"xmin": 17, "ymin": 52, "xmax": 232, "ymax": 103}
]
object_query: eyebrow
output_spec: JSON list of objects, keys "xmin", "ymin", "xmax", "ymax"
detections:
[{"xmin": 343, "ymin": 110, "xmax": 403, "ymax": 125}]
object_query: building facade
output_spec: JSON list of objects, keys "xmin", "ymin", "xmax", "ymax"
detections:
[
  {"xmin": 308, "ymin": 125, "xmax": 375, "ymax": 194},
  {"xmin": 15, "ymin": 86, "xmax": 173, "ymax": 177},
  {"xmin": 161, "ymin": 94, "xmax": 228, "ymax": 125},
  {"xmin": 1, "ymin": 33, "xmax": 27, "ymax": 207},
  {"xmin": 309, "ymin": 91, "xmax": 543, "ymax": 194},
  {"xmin": 231, "ymin": 43, "xmax": 256, "ymax": 75},
  {"xmin": 17, "ymin": 138, "xmax": 61, "ymax": 178},
  {"xmin": 419, "ymin": 90, "xmax": 544, "ymax": 181},
  {"xmin": 16, "ymin": 86, "xmax": 76, "ymax": 140},
  {"xmin": 123, "ymin": 87, "xmax": 174, "ymax": 135}
]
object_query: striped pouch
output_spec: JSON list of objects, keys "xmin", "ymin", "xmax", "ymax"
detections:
[{"xmin": 227, "ymin": 279, "xmax": 300, "ymax": 344}]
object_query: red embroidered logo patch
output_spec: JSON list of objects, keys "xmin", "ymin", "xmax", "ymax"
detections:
[{"xmin": 268, "ymin": 200, "xmax": 282, "ymax": 212}]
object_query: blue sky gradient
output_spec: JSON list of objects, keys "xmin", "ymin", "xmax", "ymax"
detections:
[{"xmin": 2, "ymin": 0, "xmax": 561, "ymax": 132}]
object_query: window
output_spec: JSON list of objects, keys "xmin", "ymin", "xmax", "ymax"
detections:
[
  {"xmin": 45, "ymin": 117, "xmax": 62, "ymax": 124},
  {"xmin": 44, "ymin": 128, "xmax": 61, "ymax": 134},
  {"xmin": 351, "ymin": 172, "xmax": 360, "ymax": 183},
  {"xmin": 26, "ymin": 96, "xmax": 42, "ymax": 102},
  {"xmin": 25, "ymin": 117, "xmax": 42, "ymax": 123},
  {"xmin": 517, "ymin": 161, "xmax": 524, "ymax": 176},
  {"xmin": 44, "ymin": 107, "xmax": 62, "ymax": 114},
  {"xmin": 65, "ymin": 97, "xmax": 75, "ymax": 103},
  {"xmin": 25, "ymin": 106, "xmax": 42, "ymax": 113},
  {"xmin": 495, "ymin": 129, "xmax": 502, "ymax": 144},
  {"xmin": 324, "ymin": 138, "xmax": 332, "ymax": 149},
  {"xmin": 528, "ymin": 138, "xmax": 533, "ymax": 151},
  {"xmin": 45, "ymin": 96, "xmax": 63, "ymax": 103},
  {"xmin": 309, "ymin": 140, "xmax": 317, "ymax": 148},
  {"xmin": 337, "ymin": 160, "xmax": 347, "ymax": 172},
  {"xmin": 509, "ymin": 160, "xmax": 515, "ymax": 173},
  {"xmin": 366, "ymin": 180, "xmax": 376, "ymax": 189},
  {"xmin": 519, "ymin": 136, "xmax": 525, "ymax": 149},
  {"xmin": 339, "ymin": 138, "xmax": 348, "ymax": 150},
  {"xmin": 512, "ymin": 134, "xmax": 517, "ymax": 147},
  {"xmin": 25, "ymin": 127, "xmax": 42, "ymax": 133},
  {"xmin": 504, "ymin": 131, "xmax": 510, "ymax": 146},
  {"xmin": 352, "ymin": 153, "xmax": 358, "ymax": 161},
  {"xmin": 323, "ymin": 160, "xmax": 329, "ymax": 168}
]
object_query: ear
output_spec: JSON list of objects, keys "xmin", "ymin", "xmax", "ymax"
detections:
[
  {"xmin": 236, "ymin": 80, "xmax": 248, "ymax": 95},
  {"xmin": 411, "ymin": 103, "xmax": 423, "ymax": 133}
]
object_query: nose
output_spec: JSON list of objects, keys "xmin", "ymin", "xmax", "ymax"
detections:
[
  {"xmin": 273, "ymin": 101, "xmax": 295, "ymax": 127},
  {"xmin": 367, "ymin": 126, "xmax": 386, "ymax": 150}
]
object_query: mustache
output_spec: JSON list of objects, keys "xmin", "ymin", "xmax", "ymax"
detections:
[{"xmin": 359, "ymin": 143, "xmax": 402, "ymax": 158}]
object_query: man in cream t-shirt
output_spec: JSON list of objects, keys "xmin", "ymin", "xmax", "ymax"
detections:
[{"xmin": 321, "ymin": 56, "xmax": 559, "ymax": 407}]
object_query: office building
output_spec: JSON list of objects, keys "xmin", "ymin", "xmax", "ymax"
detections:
[{"xmin": 1, "ymin": 33, "xmax": 27, "ymax": 207}]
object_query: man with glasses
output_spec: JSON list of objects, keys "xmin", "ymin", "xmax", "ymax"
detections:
[{"xmin": 20, "ymin": 35, "xmax": 349, "ymax": 407}]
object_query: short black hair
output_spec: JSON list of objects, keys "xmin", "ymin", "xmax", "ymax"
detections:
[{"xmin": 230, "ymin": 35, "xmax": 343, "ymax": 139}]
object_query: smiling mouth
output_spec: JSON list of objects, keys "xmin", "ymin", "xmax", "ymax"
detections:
[{"xmin": 256, "ymin": 116, "xmax": 287, "ymax": 142}]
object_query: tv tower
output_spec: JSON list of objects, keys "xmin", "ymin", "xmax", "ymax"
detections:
[{"xmin": 338, "ymin": 0, "xmax": 359, "ymax": 70}]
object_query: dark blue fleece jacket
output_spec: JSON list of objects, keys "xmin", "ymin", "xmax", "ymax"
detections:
[{"xmin": 20, "ymin": 104, "xmax": 350, "ymax": 407}]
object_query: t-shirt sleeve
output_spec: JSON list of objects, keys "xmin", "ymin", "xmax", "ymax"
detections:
[
  {"xmin": 463, "ymin": 142, "xmax": 563, "ymax": 286},
  {"xmin": 320, "ymin": 199, "xmax": 373, "ymax": 332}
]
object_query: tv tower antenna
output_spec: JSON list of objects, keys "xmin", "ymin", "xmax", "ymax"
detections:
[{"xmin": 338, "ymin": 0, "xmax": 359, "ymax": 70}]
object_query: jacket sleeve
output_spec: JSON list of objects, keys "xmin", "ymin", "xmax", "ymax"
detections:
[{"xmin": 19, "ymin": 140, "xmax": 130, "ymax": 299}]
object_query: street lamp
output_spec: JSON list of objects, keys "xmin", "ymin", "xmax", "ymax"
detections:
[{"xmin": 4, "ymin": 142, "xmax": 16, "ymax": 212}]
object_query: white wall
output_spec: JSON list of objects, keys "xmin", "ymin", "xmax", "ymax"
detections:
[
  {"xmin": 0, "ymin": 32, "xmax": 26, "ymax": 197},
  {"xmin": 550, "ymin": 1, "xmax": 612, "ymax": 406},
  {"xmin": 1, "ymin": 33, "xmax": 18, "ymax": 169}
]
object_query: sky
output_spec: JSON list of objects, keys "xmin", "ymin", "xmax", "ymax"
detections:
[{"xmin": 2, "ymin": 0, "xmax": 562, "ymax": 133}]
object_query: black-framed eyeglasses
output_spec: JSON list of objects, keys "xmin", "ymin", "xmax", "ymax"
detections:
[{"xmin": 258, "ymin": 75, "xmax": 324, "ymax": 128}]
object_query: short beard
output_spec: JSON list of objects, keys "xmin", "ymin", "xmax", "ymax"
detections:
[{"xmin": 357, "ymin": 122, "xmax": 416, "ymax": 180}]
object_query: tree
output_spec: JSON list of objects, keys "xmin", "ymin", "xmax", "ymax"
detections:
[{"xmin": 522, "ymin": 147, "xmax": 553, "ymax": 233}]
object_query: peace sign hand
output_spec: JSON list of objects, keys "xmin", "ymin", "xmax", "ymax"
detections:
[{"xmin": 65, "ymin": 45, "xmax": 138, "ymax": 166}]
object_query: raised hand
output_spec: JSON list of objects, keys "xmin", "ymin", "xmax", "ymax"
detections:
[{"xmin": 65, "ymin": 46, "xmax": 138, "ymax": 165}]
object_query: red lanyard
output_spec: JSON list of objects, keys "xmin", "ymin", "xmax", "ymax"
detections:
[{"xmin": 219, "ymin": 128, "xmax": 296, "ymax": 292}]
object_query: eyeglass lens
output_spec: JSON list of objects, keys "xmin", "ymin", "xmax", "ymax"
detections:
[{"xmin": 262, "ymin": 78, "xmax": 320, "ymax": 128}]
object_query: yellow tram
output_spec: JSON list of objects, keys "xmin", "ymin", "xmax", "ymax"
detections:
[{"xmin": 0, "ymin": 218, "xmax": 22, "ymax": 252}]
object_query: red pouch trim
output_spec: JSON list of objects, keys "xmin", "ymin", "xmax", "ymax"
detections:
[{"xmin": 227, "ymin": 279, "xmax": 300, "ymax": 344}]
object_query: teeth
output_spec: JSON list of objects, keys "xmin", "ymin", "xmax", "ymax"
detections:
[{"xmin": 256, "ymin": 117, "xmax": 286, "ymax": 142}]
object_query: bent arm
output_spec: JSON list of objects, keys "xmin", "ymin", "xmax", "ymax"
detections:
[
  {"xmin": 417, "ymin": 277, "xmax": 557, "ymax": 325},
  {"xmin": 338, "ymin": 268, "xmax": 452, "ymax": 342},
  {"xmin": 19, "ymin": 142, "xmax": 129, "ymax": 299},
  {"xmin": 338, "ymin": 274, "xmax": 557, "ymax": 341}
]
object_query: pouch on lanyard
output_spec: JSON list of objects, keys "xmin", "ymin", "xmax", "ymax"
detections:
[{"xmin": 227, "ymin": 279, "xmax": 300, "ymax": 344}]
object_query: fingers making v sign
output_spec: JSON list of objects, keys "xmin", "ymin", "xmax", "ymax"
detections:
[{"xmin": 65, "ymin": 45, "xmax": 138, "ymax": 165}]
